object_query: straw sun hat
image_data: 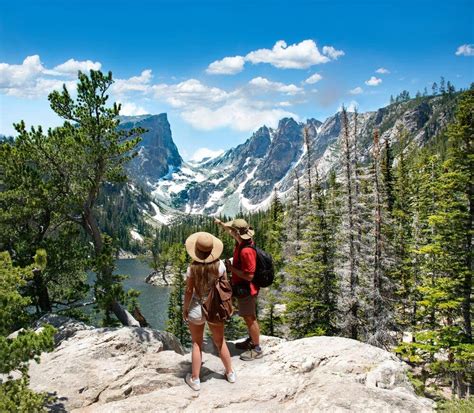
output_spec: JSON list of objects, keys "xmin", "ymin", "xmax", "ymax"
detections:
[
  {"xmin": 223, "ymin": 218, "xmax": 255, "ymax": 240},
  {"xmin": 185, "ymin": 232, "xmax": 223, "ymax": 263}
]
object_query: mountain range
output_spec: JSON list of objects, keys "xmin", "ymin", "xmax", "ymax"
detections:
[{"xmin": 123, "ymin": 94, "xmax": 457, "ymax": 225}]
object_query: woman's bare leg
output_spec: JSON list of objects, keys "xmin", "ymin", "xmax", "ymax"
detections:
[
  {"xmin": 189, "ymin": 322, "xmax": 205, "ymax": 380},
  {"xmin": 208, "ymin": 322, "xmax": 233, "ymax": 374}
]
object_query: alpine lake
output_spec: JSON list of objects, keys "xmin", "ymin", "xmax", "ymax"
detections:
[{"xmin": 87, "ymin": 259, "xmax": 170, "ymax": 330}]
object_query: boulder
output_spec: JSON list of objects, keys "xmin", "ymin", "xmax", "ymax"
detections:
[
  {"xmin": 34, "ymin": 313, "xmax": 94, "ymax": 345},
  {"xmin": 29, "ymin": 322, "xmax": 434, "ymax": 412}
]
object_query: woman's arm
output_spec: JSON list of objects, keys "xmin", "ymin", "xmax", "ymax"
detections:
[{"xmin": 183, "ymin": 271, "xmax": 194, "ymax": 321}]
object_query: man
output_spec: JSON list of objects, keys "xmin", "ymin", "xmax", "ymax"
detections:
[{"xmin": 215, "ymin": 218, "xmax": 263, "ymax": 360}]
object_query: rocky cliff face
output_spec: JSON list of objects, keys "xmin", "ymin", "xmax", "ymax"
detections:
[
  {"xmin": 28, "ymin": 316, "xmax": 434, "ymax": 412},
  {"xmin": 120, "ymin": 114, "xmax": 182, "ymax": 182}
]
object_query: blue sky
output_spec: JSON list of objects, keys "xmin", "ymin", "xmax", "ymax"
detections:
[{"xmin": 1, "ymin": 0, "xmax": 473, "ymax": 160}]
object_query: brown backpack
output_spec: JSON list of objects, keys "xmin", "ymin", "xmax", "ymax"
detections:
[{"xmin": 202, "ymin": 274, "xmax": 233, "ymax": 323}]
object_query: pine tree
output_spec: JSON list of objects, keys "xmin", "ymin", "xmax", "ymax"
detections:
[
  {"xmin": 166, "ymin": 243, "xmax": 190, "ymax": 346},
  {"xmin": 14, "ymin": 70, "xmax": 145, "ymax": 326},
  {"xmin": 391, "ymin": 128, "xmax": 416, "ymax": 330},
  {"xmin": 339, "ymin": 106, "xmax": 359, "ymax": 339},
  {"xmin": 440, "ymin": 76, "xmax": 446, "ymax": 95},
  {"xmin": 284, "ymin": 168, "xmax": 339, "ymax": 338},
  {"xmin": 259, "ymin": 189, "xmax": 285, "ymax": 337},
  {"xmin": 381, "ymin": 136, "xmax": 395, "ymax": 212},
  {"xmin": 303, "ymin": 126, "xmax": 313, "ymax": 203},
  {"xmin": 365, "ymin": 130, "xmax": 395, "ymax": 348},
  {"xmin": 0, "ymin": 251, "xmax": 55, "ymax": 411}
]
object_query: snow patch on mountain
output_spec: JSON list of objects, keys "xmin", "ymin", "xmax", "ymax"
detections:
[
  {"xmin": 130, "ymin": 229, "xmax": 144, "ymax": 243},
  {"xmin": 149, "ymin": 202, "xmax": 173, "ymax": 225}
]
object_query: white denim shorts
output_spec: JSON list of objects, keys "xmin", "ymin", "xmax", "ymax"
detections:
[{"xmin": 188, "ymin": 296, "xmax": 206, "ymax": 325}]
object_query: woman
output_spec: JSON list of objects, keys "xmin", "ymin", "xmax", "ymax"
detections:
[{"xmin": 183, "ymin": 231, "xmax": 236, "ymax": 391}]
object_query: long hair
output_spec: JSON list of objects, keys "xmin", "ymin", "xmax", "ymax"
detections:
[{"xmin": 190, "ymin": 259, "xmax": 220, "ymax": 298}]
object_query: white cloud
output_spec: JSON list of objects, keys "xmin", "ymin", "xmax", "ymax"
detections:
[
  {"xmin": 347, "ymin": 100, "xmax": 359, "ymax": 112},
  {"xmin": 112, "ymin": 70, "xmax": 153, "ymax": 94},
  {"xmin": 322, "ymin": 46, "xmax": 345, "ymax": 60},
  {"xmin": 375, "ymin": 67, "xmax": 390, "ymax": 74},
  {"xmin": 304, "ymin": 73, "xmax": 323, "ymax": 84},
  {"xmin": 181, "ymin": 98, "xmax": 298, "ymax": 132},
  {"xmin": 51, "ymin": 58, "xmax": 102, "ymax": 75},
  {"xmin": 245, "ymin": 40, "xmax": 332, "ymax": 69},
  {"xmin": 190, "ymin": 147, "xmax": 225, "ymax": 162},
  {"xmin": 349, "ymin": 86, "xmax": 363, "ymax": 95},
  {"xmin": 0, "ymin": 55, "xmax": 45, "ymax": 88},
  {"xmin": 278, "ymin": 101, "xmax": 292, "ymax": 107},
  {"xmin": 365, "ymin": 76, "xmax": 382, "ymax": 86},
  {"xmin": 205, "ymin": 39, "xmax": 344, "ymax": 74},
  {"xmin": 248, "ymin": 77, "xmax": 303, "ymax": 95},
  {"xmin": 206, "ymin": 56, "xmax": 245, "ymax": 75},
  {"xmin": 152, "ymin": 79, "xmax": 230, "ymax": 108},
  {"xmin": 339, "ymin": 100, "xmax": 359, "ymax": 112},
  {"xmin": 118, "ymin": 102, "xmax": 148, "ymax": 116},
  {"xmin": 0, "ymin": 55, "xmax": 102, "ymax": 98},
  {"xmin": 455, "ymin": 44, "xmax": 474, "ymax": 56}
]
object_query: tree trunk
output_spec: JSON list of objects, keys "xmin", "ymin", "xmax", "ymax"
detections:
[
  {"xmin": 111, "ymin": 301, "xmax": 140, "ymax": 327},
  {"xmin": 83, "ymin": 210, "xmax": 142, "ymax": 327},
  {"xmin": 32, "ymin": 268, "xmax": 52, "ymax": 312}
]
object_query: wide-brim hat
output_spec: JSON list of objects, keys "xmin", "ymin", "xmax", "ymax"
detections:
[
  {"xmin": 223, "ymin": 218, "xmax": 255, "ymax": 240},
  {"xmin": 185, "ymin": 231, "xmax": 223, "ymax": 263}
]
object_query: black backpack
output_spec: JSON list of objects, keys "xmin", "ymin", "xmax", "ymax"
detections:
[{"xmin": 243, "ymin": 245, "xmax": 274, "ymax": 288}]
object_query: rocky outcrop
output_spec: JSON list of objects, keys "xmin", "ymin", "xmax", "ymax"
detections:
[
  {"xmin": 144, "ymin": 270, "xmax": 171, "ymax": 286},
  {"xmin": 121, "ymin": 114, "xmax": 182, "ymax": 182},
  {"xmin": 28, "ymin": 318, "xmax": 434, "ymax": 412}
]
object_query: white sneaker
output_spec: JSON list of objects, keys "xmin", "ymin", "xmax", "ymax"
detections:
[
  {"xmin": 226, "ymin": 369, "xmax": 236, "ymax": 383},
  {"xmin": 185, "ymin": 373, "xmax": 201, "ymax": 391}
]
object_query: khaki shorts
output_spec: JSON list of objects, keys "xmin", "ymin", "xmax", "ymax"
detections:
[{"xmin": 237, "ymin": 295, "xmax": 257, "ymax": 317}]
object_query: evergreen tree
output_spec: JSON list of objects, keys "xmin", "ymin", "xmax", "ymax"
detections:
[
  {"xmin": 13, "ymin": 70, "xmax": 145, "ymax": 326},
  {"xmin": 381, "ymin": 136, "xmax": 395, "ymax": 212},
  {"xmin": 0, "ymin": 139, "xmax": 90, "ymax": 315},
  {"xmin": 440, "ymin": 76, "xmax": 446, "ymax": 95},
  {"xmin": 338, "ymin": 106, "xmax": 359, "ymax": 339},
  {"xmin": 259, "ymin": 189, "xmax": 285, "ymax": 337},
  {"xmin": 303, "ymin": 126, "xmax": 313, "ymax": 203},
  {"xmin": 391, "ymin": 128, "xmax": 417, "ymax": 330},
  {"xmin": 365, "ymin": 130, "xmax": 395, "ymax": 348},
  {"xmin": 447, "ymin": 81, "xmax": 455, "ymax": 95},
  {"xmin": 284, "ymin": 168, "xmax": 339, "ymax": 337},
  {"xmin": 0, "ymin": 251, "xmax": 55, "ymax": 411},
  {"xmin": 166, "ymin": 243, "xmax": 190, "ymax": 346},
  {"xmin": 432, "ymin": 82, "xmax": 438, "ymax": 96}
]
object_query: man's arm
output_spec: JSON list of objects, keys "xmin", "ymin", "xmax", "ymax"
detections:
[
  {"xmin": 226, "ymin": 262, "xmax": 254, "ymax": 282},
  {"xmin": 215, "ymin": 218, "xmax": 240, "ymax": 242}
]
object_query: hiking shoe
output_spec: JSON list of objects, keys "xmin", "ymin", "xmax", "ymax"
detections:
[
  {"xmin": 185, "ymin": 373, "xmax": 200, "ymax": 391},
  {"xmin": 240, "ymin": 347, "xmax": 263, "ymax": 361},
  {"xmin": 226, "ymin": 370, "xmax": 236, "ymax": 383},
  {"xmin": 235, "ymin": 337, "xmax": 253, "ymax": 350}
]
